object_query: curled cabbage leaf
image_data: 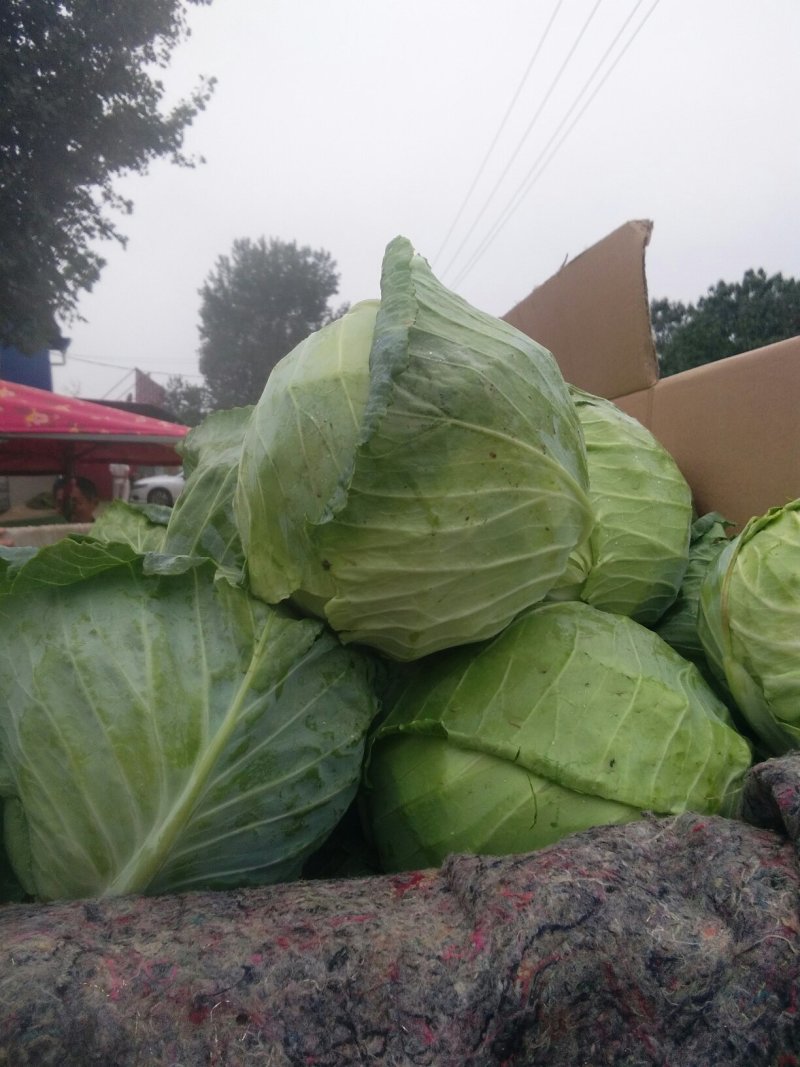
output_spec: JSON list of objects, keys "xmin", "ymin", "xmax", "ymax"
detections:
[
  {"xmin": 236, "ymin": 237, "xmax": 592, "ymax": 660},
  {"xmin": 364, "ymin": 601, "xmax": 751, "ymax": 872},
  {"xmin": 698, "ymin": 498, "xmax": 800, "ymax": 755}
]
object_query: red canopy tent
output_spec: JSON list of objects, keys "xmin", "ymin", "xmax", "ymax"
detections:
[{"xmin": 0, "ymin": 379, "xmax": 188, "ymax": 477}]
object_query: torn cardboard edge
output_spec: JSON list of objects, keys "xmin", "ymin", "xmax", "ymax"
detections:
[
  {"xmin": 504, "ymin": 219, "xmax": 659, "ymax": 400},
  {"xmin": 503, "ymin": 220, "xmax": 800, "ymax": 529}
]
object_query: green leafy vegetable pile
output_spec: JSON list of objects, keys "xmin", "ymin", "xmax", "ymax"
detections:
[{"xmin": 0, "ymin": 236, "xmax": 796, "ymax": 899}]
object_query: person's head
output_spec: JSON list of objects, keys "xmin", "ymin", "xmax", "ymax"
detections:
[
  {"xmin": 54, "ymin": 476, "xmax": 98, "ymax": 521},
  {"xmin": 70, "ymin": 476, "xmax": 98, "ymax": 522}
]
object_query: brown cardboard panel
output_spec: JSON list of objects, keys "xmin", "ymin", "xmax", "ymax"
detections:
[
  {"xmin": 504, "ymin": 218, "xmax": 798, "ymax": 527},
  {"xmin": 616, "ymin": 338, "xmax": 800, "ymax": 529},
  {"xmin": 613, "ymin": 387, "xmax": 652, "ymax": 428},
  {"xmin": 503, "ymin": 220, "xmax": 659, "ymax": 399}
]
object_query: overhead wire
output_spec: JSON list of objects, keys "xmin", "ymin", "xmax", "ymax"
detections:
[
  {"xmin": 62, "ymin": 353, "xmax": 206, "ymax": 399},
  {"xmin": 438, "ymin": 0, "xmax": 604, "ymax": 283},
  {"xmin": 449, "ymin": 0, "xmax": 661, "ymax": 290},
  {"xmin": 431, "ymin": 0, "xmax": 564, "ymax": 269},
  {"xmin": 101, "ymin": 368, "xmax": 136, "ymax": 400}
]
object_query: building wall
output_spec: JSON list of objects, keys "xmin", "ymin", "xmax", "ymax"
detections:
[{"xmin": 0, "ymin": 347, "xmax": 53, "ymax": 391}]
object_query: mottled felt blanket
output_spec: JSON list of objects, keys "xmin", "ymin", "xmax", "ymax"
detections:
[{"xmin": 2, "ymin": 756, "xmax": 800, "ymax": 1066}]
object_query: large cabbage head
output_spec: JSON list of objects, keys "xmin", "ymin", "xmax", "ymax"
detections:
[
  {"xmin": 698, "ymin": 498, "xmax": 800, "ymax": 755},
  {"xmin": 549, "ymin": 387, "xmax": 692, "ymax": 626},
  {"xmin": 236, "ymin": 236, "xmax": 592, "ymax": 660},
  {"xmin": 363, "ymin": 600, "xmax": 751, "ymax": 873},
  {"xmin": 0, "ymin": 539, "xmax": 379, "ymax": 900}
]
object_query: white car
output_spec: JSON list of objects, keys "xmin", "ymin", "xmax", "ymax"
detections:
[{"xmin": 130, "ymin": 471, "xmax": 186, "ymax": 507}]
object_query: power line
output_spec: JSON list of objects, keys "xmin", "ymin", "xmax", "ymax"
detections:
[
  {"xmin": 101, "ymin": 368, "xmax": 135, "ymax": 401},
  {"xmin": 431, "ymin": 0, "xmax": 564, "ymax": 269},
  {"xmin": 439, "ymin": 0, "xmax": 604, "ymax": 283},
  {"xmin": 64, "ymin": 352, "xmax": 205, "ymax": 383},
  {"xmin": 64, "ymin": 353, "xmax": 137, "ymax": 371},
  {"xmin": 450, "ymin": 0, "xmax": 661, "ymax": 290}
]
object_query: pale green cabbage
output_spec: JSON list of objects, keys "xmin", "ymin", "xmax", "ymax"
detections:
[
  {"xmin": 698, "ymin": 498, "xmax": 800, "ymax": 754},
  {"xmin": 236, "ymin": 237, "xmax": 593, "ymax": 660},
  {"xmin": 364, "ymin": 601, "xmax": 751, "ymax": 872},
  {"xmin": 0, "ymin": 539, "xmax": 378, "ymax": 900},
  {"xmin": 550, "ymin": 388, "xmax": 693, "ymax": 626}
]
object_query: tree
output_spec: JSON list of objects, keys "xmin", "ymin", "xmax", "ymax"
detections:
[
  {"xmin": 161, "ymin": 375, "xmax": 213, "ymax": 427},
  {"xmin": 0, "ymin": 0, "xmax": 215, "ymax": 353},
  {"xmin": 198, "ymin": 237, "xmax": 346, "ymax": 409},
  {"xmin": 651, "ymin": 269, "xmax": 800, "ymax": 377}
]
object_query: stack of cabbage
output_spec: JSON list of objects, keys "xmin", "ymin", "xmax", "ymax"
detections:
[{"xmin": 2, "ymin": 238, "xmax": 796, "ymax": 900}]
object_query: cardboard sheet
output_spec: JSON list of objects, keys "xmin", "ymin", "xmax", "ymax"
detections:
[
  {"xmin": 504, "ymin": 221, "xmax": 799, "ymax": 527},
  {"xmin": 616, "ymin": 338, "xmax": 800, "ymax": 529},
  {"xmin": 503, "ymin": 220, "xmax": 659, "ymax": 400}
]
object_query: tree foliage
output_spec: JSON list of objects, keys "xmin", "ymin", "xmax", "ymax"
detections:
[
  {"xmin": 651, "ymin": 269, "xmax": 800, "ymax": 377},
  {"xmin": 161, "ymin": 375, "xmax": 213, "ymax": 427},
  {"xmin": 0, "ymin": 0, "xmax": 215, "ymax": 353},
  {"xmin": 198, "ymin": 237, "xmax": 345, "ymax": 410}
]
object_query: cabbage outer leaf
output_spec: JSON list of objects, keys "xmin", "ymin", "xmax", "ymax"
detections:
[
  {"xmin": 655, "ymin": 512, "xmax": 732, "ymax": 664},
  {"xmin": 238, "ymin": 238, "xmax": 592, "ymax": 660},
  {"xmin": 91, "ymin": 500, "xmax": 171, "ymax": 553},
  {"xmin": 162, "ymin": 405, "xmax": 253, "ymax": 582},
  {"xmin": 367, "ymin": 735, "xmax": 640, "ymax": 872},
  {"xmin": 237, "ymin": 299, "xmax": 378, "ymax": 607},
  {"xmin": 0, "ymin": 542, "xmax": 378, "ymax": 899},
  {"xmin": 698, "ymin": 499, "xmax": 800, "ymax": 754}
]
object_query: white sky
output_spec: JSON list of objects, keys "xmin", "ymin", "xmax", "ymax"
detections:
[{"xmin": 51, "ymin": 0, "xmax": 800, "ymax": 400}]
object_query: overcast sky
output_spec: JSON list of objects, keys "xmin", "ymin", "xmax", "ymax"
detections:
[{"xmin": 51, "ymin": 0, "xmax": 800, "ymax": 400}]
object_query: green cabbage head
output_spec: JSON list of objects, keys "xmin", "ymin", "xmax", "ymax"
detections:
[
  {"xmin": 698, "ymin": 498, "xmax": 800, "ymax": 754},
  {"xmin": 0, "ymin": 539, "xmax": 378, "ymax": 900},
  {"xmin": 364, "ymin": 601, "xmax": 751, "ymax": 872},
  {"xmin": 236, "ymin": 236, "xmax": 592, "ymax": 660},
  {"xmin": 549, "ymin": 387, "xmax": 692, "ymax": 626}
]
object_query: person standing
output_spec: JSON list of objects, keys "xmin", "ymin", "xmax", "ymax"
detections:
[{"xmin": 109, "ymin": 463, "xmax": 131, "ymax": 502}]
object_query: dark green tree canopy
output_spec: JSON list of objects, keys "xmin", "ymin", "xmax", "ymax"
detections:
[
  {"xmin": 161, "ymin": 375, "xmax": 213, "ymax": 427},
  {"xmin": 0, "ymin": 0, "xmax": 214, "ymax": 353},
  {"xmin": 651, "ymin": 269, "xmax": 800, "ymax": 377},
  {"xmin": 198, "ymin": 237, "xmax": 345, "ymax": 410}
]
